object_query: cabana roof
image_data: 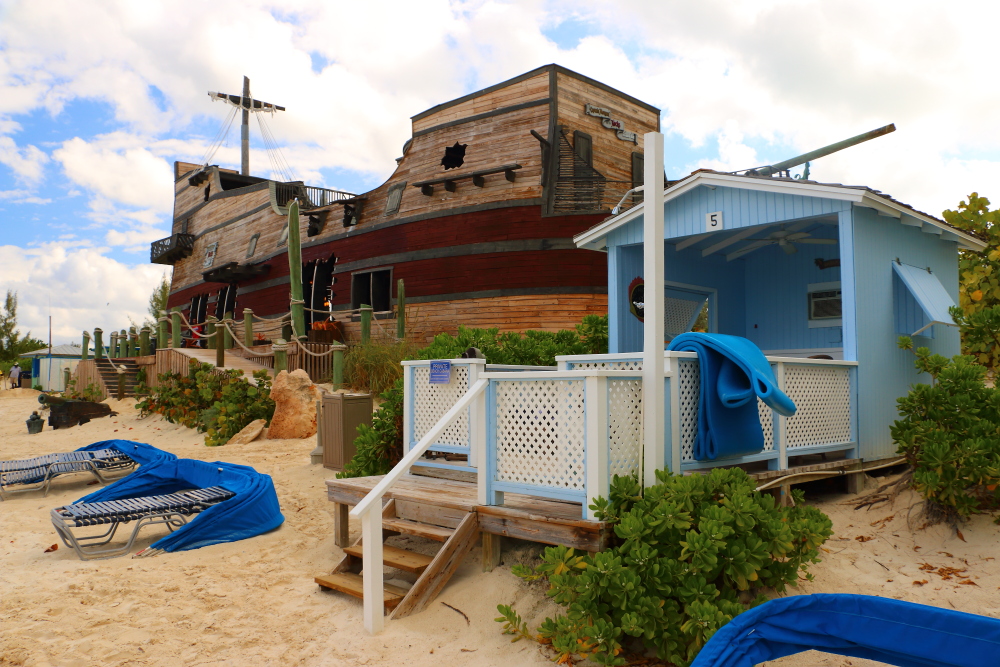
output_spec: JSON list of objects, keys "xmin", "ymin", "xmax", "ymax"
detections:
[{"xmin": 574, "ymin": 170, "xmax": 986, "ymax": 252}]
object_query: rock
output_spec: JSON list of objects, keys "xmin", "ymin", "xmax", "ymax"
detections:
[
  {"xmin": 267, "ymin": 370, "xmax": 323, "ymax": 439},
  {"xmin": 226, "ymin": 418, "xmax": 266, "ymax": 445}
]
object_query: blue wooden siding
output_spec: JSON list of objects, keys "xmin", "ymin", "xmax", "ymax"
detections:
[
  {"xmin": 851, "ymin": 206, "xmax": 960, "ymax": 460},
  {"xmin": 893, "ymin": 271, "xmax": 933, "ymax": 338},
  {"xmin": 612, "ymin": 243, "xmax": 746, "ymax": 352},
  {"xmin": 742, "ymin": 240, "xmax": 843, "ymax": 351},
  {"xmin": 605, "ymin": 186, "xmax": 851, "ymax": 246}
]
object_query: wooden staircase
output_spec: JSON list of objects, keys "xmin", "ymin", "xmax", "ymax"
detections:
[
  {"xmin": 94, "ymin": 358, "xmax": 141, "ymax": 397},
  {"xmin": 315, "ymin": 499, "xmax": 480, "ymax": 617}
]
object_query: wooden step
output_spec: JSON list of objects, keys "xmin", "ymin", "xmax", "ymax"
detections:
[
  {"xmin": 343, "ymin": 544, "xmax": 433, "ymax": 574},
  {"xmin": 382, "ymin": 518, "xmax": 454, "ymax": 542},
  {"xmin": 314, "ymin": 573, "xmax": 410, "ymax": 611}
]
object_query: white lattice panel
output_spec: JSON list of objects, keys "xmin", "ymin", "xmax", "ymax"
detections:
[
  {"xmin": 569, "ymin": 360, "xmax": 643, "ymax": 371},
  {"xmin": 783, "ymin": 365, "xmax": 852, "ymax": 448},
  {"xmin": 677, "ymin": 358, "xmax": 700, "ymax": 462},
  {"xmin": 412, "ymin": 365, "xmax": 470, "ymax": 448},
  {"xmin": 758, "ymin": 399, "xmax": 774, "ymax": 451},
  {"xmin": 608, "ymin": 378, "xmax": 642, "ymax": 478},
  {"xmin": 494, "ymin": 379, "xmax": 586, "ymax": 490}
]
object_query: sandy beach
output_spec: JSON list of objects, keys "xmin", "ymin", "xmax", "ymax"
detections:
[{"xmin": 1, "ymin": 388, "xmax": 997, "ymax": 666}]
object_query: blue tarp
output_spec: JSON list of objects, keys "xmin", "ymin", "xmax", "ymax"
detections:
[
  {"xmin": 691, "ymin": 594, "xmax": 1000, "ymax": 667},
  {"xmin": 74, "ymin": 455, "xmax": 283, "ymax": 553},
  {"xmin": 75, "ymin": 439, "xmax": 178, "ymax": 467},
  {"xmin": 666, "ymin": 333, "xmax": 795, "ymax": 460}
]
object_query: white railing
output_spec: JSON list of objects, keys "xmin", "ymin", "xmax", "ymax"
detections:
[
  {"xmin": 349, "ymin": 378, "xmax": 488, "ymax": 635},
  {"xmin": 401, "ymin": 360, "xmax": 556, "ymax": 471}
]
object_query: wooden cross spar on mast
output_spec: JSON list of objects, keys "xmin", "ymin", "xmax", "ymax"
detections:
[{"xmin": 208, "ymin": 76, "xmax": 285, "ymax": 176}]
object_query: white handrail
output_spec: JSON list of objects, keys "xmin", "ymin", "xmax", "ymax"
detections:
[{"xmin": 350, "ymin": 377, "xmax": 488, "ymax": 634}]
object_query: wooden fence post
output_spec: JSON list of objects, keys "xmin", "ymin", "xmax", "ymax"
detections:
[
  {"xmin": 171, "ymin": 308, "xmax": 182, "ymax": 348},
  {"xmin": 243, "ymin": 308, "xmax": 254, "ymax": 349},
  {"xmin": 158, "ymin": 310, "xmax": 168, "ymax": 351},
  {"xmin": 360, "ymin": 305, "xmax": 372, "ymax": 344},
  {"xmin": 333, "ymin": 348, "xmax": 344, "ymax": 389},
  {"xmin": 120, "ymin": 329, "xmax": 128, "ymax": 357},
  {"xmin": 93, "ymin": 329, "xmax": 104, "ymax": 360},
  {"xmin": 206, "ymin": 317, "xmax": 217, "ymax": 350},
  {"xmin": 216, "ymin": 334, "xmax": 225, "ymax": 368},
  {"xmin": 274, "ymin": 339, "xmax": 288, "ymax": 373},
  {"xmin": 63, "ymin": 367, "xmax": 70, "ymax": 391},
  {"xmin": 117, "ymin": 370, "xmax": 125, "ymax": 400},
  {"xmin": 396, "ymin": 279, "xmax": 405, "ymax": 340},
  {"xmin": 127, "ymin": 328, "xmax": 137, "ymax": 357},
  {"xmin": 223, "ymin": 312, "xmax": 234, "ymax": 349},
  {"xmin": 81, "ymin": 331, "xmax": 91, "ymax": 361},
  {"xmin": 140, "ymin": 327, "xmax": 150, "ymax": 356},
  {"xmin": 109, "ymin": 332, "xmax": 118, "ymax": 358}
]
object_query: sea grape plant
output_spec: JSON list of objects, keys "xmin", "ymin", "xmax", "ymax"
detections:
[{"xmin": 498, "ymin": 468, "xmax": 832, "ymax": 666}]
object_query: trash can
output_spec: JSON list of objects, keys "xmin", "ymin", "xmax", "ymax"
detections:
[{"xmin": 317, "ymin": 393, "xmax": 373, "ymax": 471}]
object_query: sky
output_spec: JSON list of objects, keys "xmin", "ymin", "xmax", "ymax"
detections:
[{"xmin": 2, "ymin": 0, "xmax": 999, "ymax": 344}]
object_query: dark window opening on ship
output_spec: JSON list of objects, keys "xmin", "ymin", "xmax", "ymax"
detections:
[
  {"xmin": 441, "ymin": 142, "xmax": 467, "ymax": 170},
  {"xmin": 190, "ymin": 294, "xmax": 210, "ymax": 325},
  {"xmin": 204, "ymin": 185, "xmax": 211, "ymax": 201},
  {"xmin": 304, "ymin": 254, "xmax": 337, "ymax": 329},
  {"xmin": 215, "ymin": 284, "xmax": 238, "ymax": 320},
  {"xmin": 219, "ymin": 172, "xmax": 267, "ymax": 191},
  {"xmin": 351, "ymin": 269, "xmax": 391, "ymax": 312}
]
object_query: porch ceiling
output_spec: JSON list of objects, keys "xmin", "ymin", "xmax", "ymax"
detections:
[{"xmin": 671, "ymin": 216, "xmax": 839, "ymax": 261}]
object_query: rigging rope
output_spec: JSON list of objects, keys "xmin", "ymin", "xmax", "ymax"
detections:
[{"xmin": 202, "ymin": 105, "xmax": 239, "ymax": 166}]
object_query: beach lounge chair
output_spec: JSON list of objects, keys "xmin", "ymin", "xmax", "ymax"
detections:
[
  {"xmin": 0, "ymin": 448, "xmax": 138, "ymax": 499},
  {"xmin": 50, "ymin": 486, "xmax": 236, "ymax": 560}
]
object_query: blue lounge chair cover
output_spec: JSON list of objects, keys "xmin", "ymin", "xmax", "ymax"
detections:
[
  {"xmin": 667, "ymin": 333, "xmax": 795, "ymax": 460},
  {"xmin": 75, "ymin": 439, "xmax": 178, "ymax": 467},
  {"xmin": 74, "ymin": 457, "xmax": 283, "ymax": 552},
  {"xmin": 691, "ymin": 593, "xmax": 1000, "ymax": 667}
]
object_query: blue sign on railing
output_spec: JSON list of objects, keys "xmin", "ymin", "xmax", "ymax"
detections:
[{"xmin": 429, "ymin": 360, "xmax": 452, "ymax": 384}]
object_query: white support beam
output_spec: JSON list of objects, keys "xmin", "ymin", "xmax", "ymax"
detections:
[
  {"xmin": 675, "ymin": 232, "xmax": 712, "ymax": 252},
  {"xmin": 642, "ymin": 132, "xmax": 666, "ymax": 488},
  {"xmin": 702, "ymin": 225, "xmax": 769, "ymax": 257},
  {"xmin": 921, "ymin": 222, "xmax": 943, "ymax": 235}
]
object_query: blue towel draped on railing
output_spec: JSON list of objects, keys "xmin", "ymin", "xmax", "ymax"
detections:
[
  {"xmin": 667, "ymin": 333, "xmax": 795, "ymax": 460},
  {"xmin": 691, "ymin": 593, "xmax": 1000, "ymax": 667},
  {"xmin": 74, "ymin": 452, "xmax": 283, "ymax": 553}
]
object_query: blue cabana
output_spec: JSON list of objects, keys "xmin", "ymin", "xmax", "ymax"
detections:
[{"xmin": 574, "ymin": 166, "xmax": 985, "ymax": 473}]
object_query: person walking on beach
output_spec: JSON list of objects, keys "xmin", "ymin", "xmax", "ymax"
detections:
[{"xmin": 9, "ymin": 363, "xmax": 21, "ymax": 389}]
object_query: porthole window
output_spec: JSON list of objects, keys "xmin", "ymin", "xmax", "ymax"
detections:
[{"xmin": 246, "ymin": 233, "xmax": 260, "ymax": 258}]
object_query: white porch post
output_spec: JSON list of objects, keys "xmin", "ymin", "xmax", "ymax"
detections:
[{"xmin": 642, "ymin": 132, "xmax": 666, "ymax": 488}]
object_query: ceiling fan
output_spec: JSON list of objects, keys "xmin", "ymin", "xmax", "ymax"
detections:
[{"xmin": 730, "ymin": 227, "xmax": 836, "ymax": 259}]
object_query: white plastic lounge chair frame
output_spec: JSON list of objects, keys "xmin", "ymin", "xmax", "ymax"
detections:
[
  {"xmin": 50, "ymin": 486, "xmax": 235, "ymax": 560},
  {"xmin": 0, "ymin": 449, "xmax": 137, "ymax": 499}
]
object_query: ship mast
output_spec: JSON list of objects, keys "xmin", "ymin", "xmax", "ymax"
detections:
[{"xmin": 208, "ymin": 76, "xmax": 285, "ymax": 176}]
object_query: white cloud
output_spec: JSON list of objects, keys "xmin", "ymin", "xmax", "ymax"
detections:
[
  {"xmin": 0, "ymin": 189, "xmax": 52, "ymax": 205},
  {"xmin": 0, "ymin": 136, "xmax": 48, "ymax": 185},
  {"xmin": 0, "ymin": 242, "xmax": 169, "ymax": 344}
]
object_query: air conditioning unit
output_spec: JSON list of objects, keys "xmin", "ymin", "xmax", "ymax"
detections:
[{"xmin": 809, "ymin": 289, "xmax": 842, "ymax": 320}]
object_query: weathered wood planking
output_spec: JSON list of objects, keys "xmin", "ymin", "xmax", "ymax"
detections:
[
  {"xmin": 411, "ymin": 72, "xmax": 549, "ymax": 133},
  {"xmin": 70, "ymin": 360, "xmax": 108, "ymax": 400}
]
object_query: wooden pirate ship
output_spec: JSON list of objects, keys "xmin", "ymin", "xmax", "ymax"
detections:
[{"xmin": 154, "ymin": 65, "xmax": 660, "ymax": 341}]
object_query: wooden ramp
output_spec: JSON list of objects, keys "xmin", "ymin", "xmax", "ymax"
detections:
[
  {"xmin": 169, "ymin": 348, "xmax": 274, "ymax": 382},
  {"xmin": 317, "ymin": 474, "xmax": 610, "ymax": 618}
]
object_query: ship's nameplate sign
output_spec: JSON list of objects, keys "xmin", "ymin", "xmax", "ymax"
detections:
[
  {"xmin": 585, "ymin": 104, "xmax": 638, "ymax": 144},
  {"xmin": 429, "ymin": 360, "xmax": 452, "ymax": 384}
]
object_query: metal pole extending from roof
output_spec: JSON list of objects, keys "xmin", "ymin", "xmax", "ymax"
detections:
[{"xmin": 747, "ymin": 124, "xmax": 896, "ymax": 177}]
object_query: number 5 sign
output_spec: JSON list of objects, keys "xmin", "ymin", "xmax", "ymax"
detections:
[{"xmin": 705, "ymin": 211, "xmax": 723, "ymax": 233}]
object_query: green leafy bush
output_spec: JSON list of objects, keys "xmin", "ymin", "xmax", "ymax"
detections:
[
  {"xmin": 337, "ymin": 378, "xmax": 403, "ymax": 478},
  {"xmin": 344, "ymin": 340, "xmax": 417, "ymax": 395},
  {"xmin": 416, "ymin": 315, "xmax": 609, "ymax": 366},
  {"xmin": 63, "ymin": 377, "xmax": 104, "ymax": 403},
  {"xmin": 892, "ymin": 336, "xmax": 1000, "ymax": 521},
  {"xmin": 136, "ymin": 359, "xmax": 275, "ymax": 446},
  {"xmin": 499, "ymin": 468, "xmax": 832, "ymax": 666}
]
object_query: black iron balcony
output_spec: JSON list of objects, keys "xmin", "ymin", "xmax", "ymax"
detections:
[{"xmin": 150, "ymin": 233, "xmax": 195, "ymax": 265}]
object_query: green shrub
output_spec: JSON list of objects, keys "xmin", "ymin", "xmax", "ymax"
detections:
[
  {"xmin": 337, "ymin": 378, "xmax": 404, "ymax": 478},
  {"xmin": 344, "ymin": 340, "xmax": 417, "ymax": 395},
  {"xmin": 136, "ymin": 359, "xmax": 275, "ymax": 446},
  {"xmin": 416, "ymin": 315, "xmax": 609, "ymax": 366},
  {"xmin": 892, "ymin": 336, "xmax": 1000, "ymax": 521},
  {"xmin": 498, "ymin": 468, "xmax": 833, "ymax": 666},
  {"xmin": 63, "ymin": 377, "xmax": 103, "ymax": 403}
]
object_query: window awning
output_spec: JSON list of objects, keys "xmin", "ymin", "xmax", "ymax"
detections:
[{"xmin": 892, "ymin": 261, "xmax": 956, "ymax": 335}]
